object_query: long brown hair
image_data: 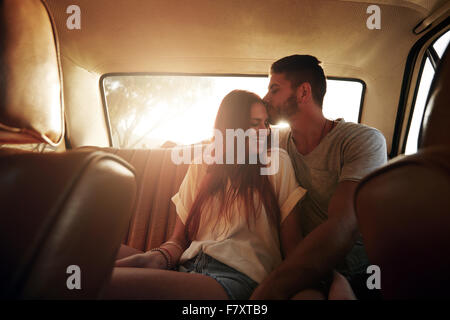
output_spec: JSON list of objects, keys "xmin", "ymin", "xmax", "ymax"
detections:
[{"xmin": 184, "ymin": 90, "xmax": 281, "ymax": 241}]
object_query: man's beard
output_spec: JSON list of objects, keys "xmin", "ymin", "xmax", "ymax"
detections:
[{"xmin": 267, "ymin": 93, "xmax": 298, "ymax": 125}]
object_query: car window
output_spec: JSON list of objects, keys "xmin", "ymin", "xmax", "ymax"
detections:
[
  {"xmin": 433, "ymin": 30, "xmax": 450, "ymax": 59},
  {"xmin": 404, "ymin": 29, "xmax": 448, "ymax": 155},
  {"xmin": 103, "ymin": 75, "xmax": 364, "ymax": 148},
  {"xmin": 323, "ymin": 79, "xmax": 363, "ymax": 124},
  {"xmin": 404, "ymin": 58, "xmax": 435, "ymax": 155}
]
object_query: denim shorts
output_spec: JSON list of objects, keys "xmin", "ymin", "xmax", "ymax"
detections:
[{"xmin": 178, "ymin": 251, "xmax": 258, "ymax": 300}]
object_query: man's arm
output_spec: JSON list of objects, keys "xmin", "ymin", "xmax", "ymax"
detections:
[{"xmin": 250, "ymin": 180, "xmax": 359, "ymax": 299}]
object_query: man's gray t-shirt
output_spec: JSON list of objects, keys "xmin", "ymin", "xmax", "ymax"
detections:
[{"xmin": 278, "ymin": 119, "xmax": 387, "ymax": 275}]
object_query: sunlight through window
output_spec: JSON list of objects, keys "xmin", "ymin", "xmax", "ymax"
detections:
[
  {"xmin": 405, "ymin": 59, "xmax": 435, "ymax": 155},
  {"xmin": 433, "ymin": 30, "xmax": 450, "ymax": 59},
  {"xmin": 103, "ymin": 75, "xmax": 364, "ymax": 148}
]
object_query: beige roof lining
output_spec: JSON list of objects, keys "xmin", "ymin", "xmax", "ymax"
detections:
[
  {"xmin": 340, "ymin": 0, "xmax": 439, "ymax": 14},
  {"xmin": 45, "ymin": 0, "xmax": 440, "ymax": 74}
]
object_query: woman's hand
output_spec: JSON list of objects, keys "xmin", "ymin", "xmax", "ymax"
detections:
[
  {"xmin": 114, "ymin": 251, "xmax": 168, "ymax": 269},
  {"xmin": 114, "ymin": 218, "xmax": 187, "ymax": 270}
]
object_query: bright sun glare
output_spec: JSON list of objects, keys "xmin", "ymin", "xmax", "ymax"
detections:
[{"xmin": 158, "ymin": 77, "xmax": 270, "ymax": 146}]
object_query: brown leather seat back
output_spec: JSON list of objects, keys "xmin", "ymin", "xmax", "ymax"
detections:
[
  {"xmin": 80, "ymin": 147, "xmax": 189, "ymax": 251},
  {"xmin": 355, "ymin": 147, "xmax": 450, "ymax": 298},
  {"xmin": 354, "ymin": 45, "xmax": 450, "ymax": 298},
  {"xmin": 0, "ymin": 150, "xmax": 137, "ymax": 299},
  {"xmin": 0, "ymin": 0, "xmax": 137, "ymax": 299}
]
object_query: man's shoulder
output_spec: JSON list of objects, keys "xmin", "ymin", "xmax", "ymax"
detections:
[
  {"xmin": 335, "ymin": 121, "xmax": 387, "ymax": 172},
  {"xmin": 337, "ymin": 120, "xmax": 381, "ymax": 134},
  {"xmin": 335, "ymin": 120, "xmax": 385, "ymax": 145}
]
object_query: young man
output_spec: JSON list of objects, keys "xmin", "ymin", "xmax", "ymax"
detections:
[{"xmin": 251, "ymin": 55, "xmax": 387, "ymax": 299}]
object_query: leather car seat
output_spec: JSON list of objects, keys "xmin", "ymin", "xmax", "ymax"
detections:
[
  {"xmin": 0, "ymin": 0, "xmax": 136, "ymax": 299},
  {"xmin": 354, "ymin": 44, "xmax": 450, "ymax": 299}
]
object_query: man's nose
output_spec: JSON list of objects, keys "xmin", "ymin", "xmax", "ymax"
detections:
[{"xmin": 263, "ymin": 92, "xmax": 270, "ymax": 103}]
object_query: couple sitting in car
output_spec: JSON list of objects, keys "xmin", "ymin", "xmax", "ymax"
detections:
[{"xmin": 103, "ymin": 55, "xmax": 387, "ymax": 300}]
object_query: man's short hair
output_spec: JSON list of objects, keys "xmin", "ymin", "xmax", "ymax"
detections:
[{"xmin": 271, "ymin": 55, "xmax": 327, "ymax": 107}]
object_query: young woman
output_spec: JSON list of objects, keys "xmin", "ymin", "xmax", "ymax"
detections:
[{"xmin": 103, "ymin": 90, "xmax": 323, "ymax": 300}]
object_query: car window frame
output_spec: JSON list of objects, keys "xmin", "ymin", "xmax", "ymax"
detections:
[
  {"xmin": 401, "ymin": 55, "xmax": 434, "ymax": 155},
  {"xmin": 401, "ymin": 27, "xmax": 449, "ymax": 154},
  {"xmin": 390, "ymin": 18, "xmax": 450, "ymax": 158}
]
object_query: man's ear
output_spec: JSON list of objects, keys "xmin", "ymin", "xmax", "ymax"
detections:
[{"xmin": 295, "ymin": 82, "xmax": 312, "ymax": 104}]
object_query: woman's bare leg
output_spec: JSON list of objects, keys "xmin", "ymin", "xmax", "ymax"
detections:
[
  {"xmin": 116, "ymin": 244, "xmax": 143, "ymax": 260},
  {"xmin": 100, "ymin": 267, "xmax": 229, "ymax": 300}
]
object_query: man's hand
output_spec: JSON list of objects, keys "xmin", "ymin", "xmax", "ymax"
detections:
[
  {"xmin": 250, "ymin": 275, "xmax": 288, "ymax": 300},
  {"xmin": 115, "ymin": 251, "xmax": 168, "ymax": 269}
]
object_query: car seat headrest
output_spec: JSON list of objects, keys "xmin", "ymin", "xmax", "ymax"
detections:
[{"xmin": 0, "ymin": 0, "xmax": 64, "ymax": 146}]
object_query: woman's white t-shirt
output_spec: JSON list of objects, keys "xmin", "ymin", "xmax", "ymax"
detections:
[{"xmin": 171, "ymin": 148, "xmax": 306, "ymax": 283}]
